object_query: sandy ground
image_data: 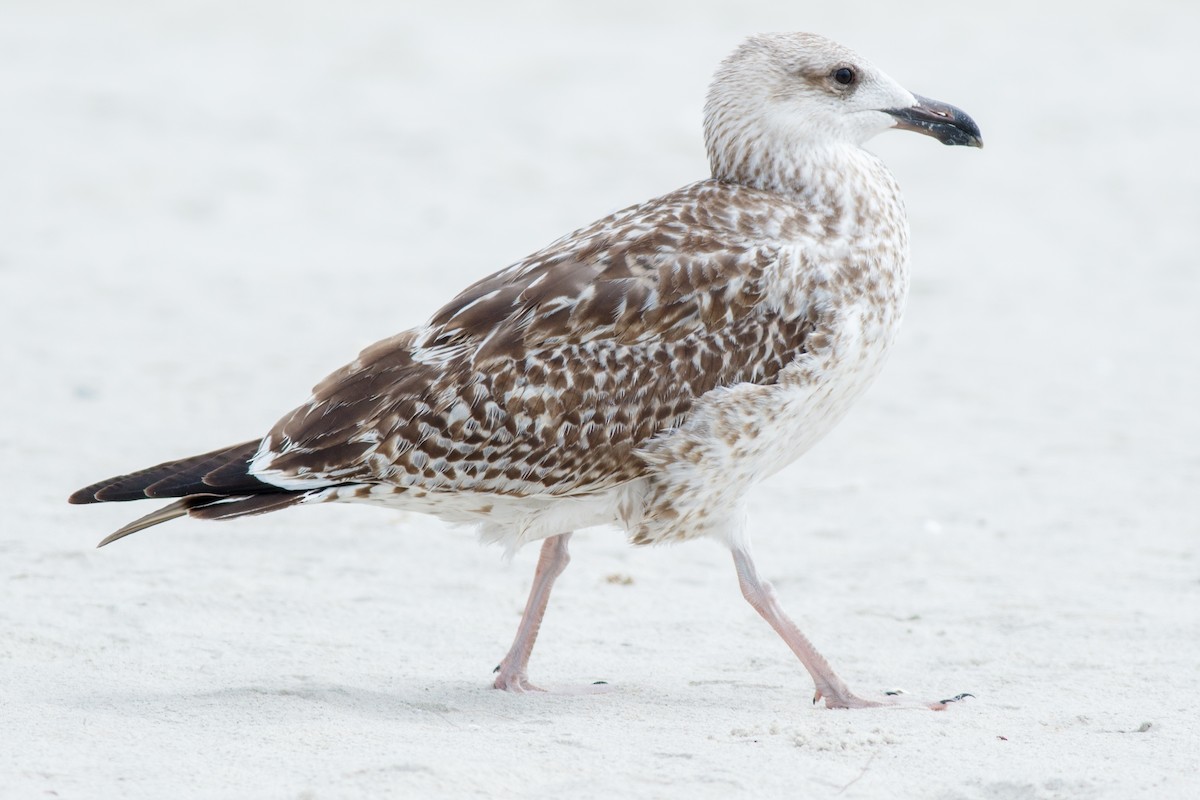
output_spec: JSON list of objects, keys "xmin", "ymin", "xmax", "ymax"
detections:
[{"xmin": 3, "ymin": 1, "xmax": 1199, "ymax": 797}]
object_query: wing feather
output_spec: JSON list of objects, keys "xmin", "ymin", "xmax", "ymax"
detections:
[{"xmin": 253, "ymin": 180, "xmax": 816, "ymax": 497}]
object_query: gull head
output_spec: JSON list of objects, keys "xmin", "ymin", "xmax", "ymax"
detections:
[{"xmin": 704, "ymin": 32, "xmax": 982, "ymax": 185}]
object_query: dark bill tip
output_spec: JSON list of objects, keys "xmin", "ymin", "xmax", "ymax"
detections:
[{"xmin": 887, "ymin": 94, "xmax": 982, "ymax": 148}]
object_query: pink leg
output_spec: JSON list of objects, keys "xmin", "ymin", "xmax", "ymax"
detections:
[
  {"xmin": 493, "ymin": 533, "xmax": 572, "ymax": 692},
  {"xmin": 732, "ymin": 546, "xmax": 969, "ymax": 710},
  {"xmin": 733, "ymin": 545, "xmax": 884, "ymax": 709}
]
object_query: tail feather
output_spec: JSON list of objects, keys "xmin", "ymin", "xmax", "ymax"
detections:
[
  {"xmin": 96, "ymin": 497, "xmax": 206, "ymax": 547},
  {"xmin": 72, "ymin": 439, "xmax": 325, "ymax": 547},
  {"xmin": 95, "ymin": 492, "xmax": 316, "ymax": 548},
  {"xmin": 187, "ymin": 492, "xmax": 314, "ymax": 522}
]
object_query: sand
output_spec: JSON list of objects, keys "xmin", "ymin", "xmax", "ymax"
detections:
[{"xmin": 3, "ymin": 1, "xmax": 1198, "ymax": 797}]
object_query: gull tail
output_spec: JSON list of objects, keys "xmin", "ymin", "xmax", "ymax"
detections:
[{"xmin": 69, "ymin": 440, "xmax": 319, "ymax": 547}]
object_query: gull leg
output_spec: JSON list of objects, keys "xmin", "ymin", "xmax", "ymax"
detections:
[
  {"xmin": 493, "ymin": 532, "xmax": 572, "ymax": 692},
  {"xmin": 732, "ymin": 544, "xmax": 877, "ymax": 708},
  {"xmin": 732, "ymin": 545, "xmax": 968, "ymax": 710}
]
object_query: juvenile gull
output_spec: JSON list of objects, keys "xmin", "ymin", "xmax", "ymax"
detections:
[{"xmin": 70, "ymin": 33, "xmax": 981, "ymax": 709}]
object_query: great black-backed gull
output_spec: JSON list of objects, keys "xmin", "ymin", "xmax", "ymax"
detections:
[{"xmin": 71, "ymin": 32, "xmax": 981, "ymax": 709}]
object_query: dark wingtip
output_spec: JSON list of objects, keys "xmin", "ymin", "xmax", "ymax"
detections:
[
  {"xmin": 66, "ymin": 440, "xmax": 269, "ymax": 507},
  {"xmin": 69, "ymin": 486, "xmax": 101, "ymax": 505}
]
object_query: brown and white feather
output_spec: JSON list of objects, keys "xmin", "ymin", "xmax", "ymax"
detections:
[
  {"xmin": 77, "ymin": 33, "xmax": 925, "ymax": 554},
  {"xmin": 254, "ymin": 182, "xmax": 824, "ymax": 498}
]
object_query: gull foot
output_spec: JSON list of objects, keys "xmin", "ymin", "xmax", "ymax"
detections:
[
  {"xmin": 492, "ymin": 663, "xmax": 544, "ymax": 693},
  {"xmin": 880, "ymin": 688, "xmax": 976, "ymax": 711},
  {"xmin": 818, "ymin": 687, "xmax": 975, "ymax": 710},
  {"xmin": 814, "ymin": 688, "xmax": 886, "ymax": 709},
  {"xmin": 491, "ymin": 665, "xmax": 613, "ymax": 694}
]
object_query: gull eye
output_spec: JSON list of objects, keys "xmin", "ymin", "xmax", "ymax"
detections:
[{"xmin": 833, "ymin": 67, "xmax": 856, "ymax": 86}]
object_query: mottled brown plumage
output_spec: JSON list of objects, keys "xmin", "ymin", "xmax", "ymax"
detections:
[
  {"xmin": 70, "ymin": 33, "xmax": 981, "ymax": 707},
  {"xmin": 257, "ymin": 182, "xmax": 818, "ymax": 501}
]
